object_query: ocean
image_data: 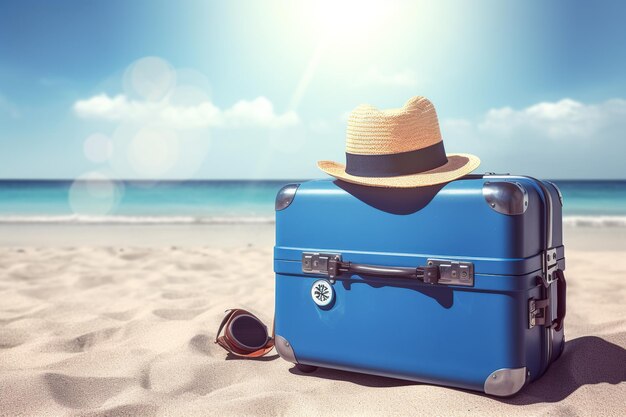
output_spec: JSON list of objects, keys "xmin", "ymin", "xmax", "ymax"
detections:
[{"xmin": 0, "ymin": 179, "xmax": 625, "ymax": 226}]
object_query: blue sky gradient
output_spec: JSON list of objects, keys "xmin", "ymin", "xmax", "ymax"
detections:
[{"xmin": 1, "ymin": 0, "xmax": 625, "ymax": 179}]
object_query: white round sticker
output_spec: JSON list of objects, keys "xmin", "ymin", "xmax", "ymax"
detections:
[{"xmin": 311, "ymin": 280, "xmax": 334, "ymax": 307}]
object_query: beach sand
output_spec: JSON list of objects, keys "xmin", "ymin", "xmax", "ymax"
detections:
[{"xmin": 0, "ymin": 224, "xmax": 625, "ymax": 416}]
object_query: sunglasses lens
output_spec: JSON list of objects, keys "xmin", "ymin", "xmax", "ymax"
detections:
[{"xmin": 230, "ymin": 315, "xmax": 268, "ymax": 350}]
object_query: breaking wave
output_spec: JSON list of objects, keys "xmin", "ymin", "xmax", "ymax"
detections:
[
  {"xmin": 0, "ymin": 215, "xmax": 275, "ymax": 225},
  {"xmin": 563, "ymin": 216, "xmax": 626, "ymax": 227},
  {"xmin": 1, "ymin": 215, "xmax": 625, "ymax": 227}
]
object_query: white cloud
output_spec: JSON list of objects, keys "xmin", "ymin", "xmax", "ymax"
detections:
[
  {"xmin": 73, "ymin": 94, "xmax": 299, "ymax": 129},
  {"xmin": 441, "ymin": 98, "xmax": 626, "ymax": 178},
  {"xmin": 222, "ymin": 97, "xmax": 299, "ymax": 128},
  {"xmin": 477, "ymin": 98, "xmax": 626, "ymax": 140},
  {"xmin": 356, "ymin": 68, "xmax": 418, "ymax": 88}
]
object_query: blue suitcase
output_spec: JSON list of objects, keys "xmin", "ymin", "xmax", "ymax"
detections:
[{"xmin": 273, "ymin": 174, "xmax": 566, "ymax": 396}]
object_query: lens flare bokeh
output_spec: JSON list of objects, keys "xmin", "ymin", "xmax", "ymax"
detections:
[
  {"xmin": 68, "ymin": 172, "xmax": 124, "ymax": 216},
  {"xmin": 83, "ymin": 133, "xmax": 113, "ymax": 163},
  {"xmin": 123, "ymin": 56, "xmax": 177, "ymax": 101}
]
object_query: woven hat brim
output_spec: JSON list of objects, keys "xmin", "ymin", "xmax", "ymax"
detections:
[{"xmin": 317, "ymin": 154, "xmax": 480, "ymax": 188}]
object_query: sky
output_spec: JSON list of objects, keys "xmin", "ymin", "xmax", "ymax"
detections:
[{"xmin": 0, "ymin": 0, "xmax": 625, "ymax": 180}]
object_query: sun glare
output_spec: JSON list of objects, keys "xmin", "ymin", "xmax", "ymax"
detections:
[
  {"xmin": 287, "ymin": 0, "xmax": 394, "ymax": 110},
  {"xmin": 310, "ymin": 0, "xmax": 390, "ymax": 39}
]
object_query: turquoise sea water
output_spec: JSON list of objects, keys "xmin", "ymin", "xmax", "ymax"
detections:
[{"xmin": 0, "ymin": 180, "xmax": 625, "ymax": 226}]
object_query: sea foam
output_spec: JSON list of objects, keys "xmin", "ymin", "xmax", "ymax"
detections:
[
  {"xmin": 562, "ymin": 216, "xmax": 626, "ymax": 228},
  {"xmin": 1, "ymin": 214, "xmax": 625, "ymax": 227},
  {"xmin": 0, "ymin": 215, "xmax": 275, "ymax": 224}
]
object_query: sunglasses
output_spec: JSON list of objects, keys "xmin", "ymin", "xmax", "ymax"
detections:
[{"xmin": 215, "ymin": 309, "xmax": 274, "ymax": 357}]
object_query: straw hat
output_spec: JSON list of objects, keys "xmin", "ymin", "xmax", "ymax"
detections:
[{"xmin": 317, "ymin": 96, "xmax": 480, "ymax": 188}]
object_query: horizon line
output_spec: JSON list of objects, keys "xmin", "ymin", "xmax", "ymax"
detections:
[{"xmin": 0, "ymin": 177, "xmax": 625, "ymax": 182}]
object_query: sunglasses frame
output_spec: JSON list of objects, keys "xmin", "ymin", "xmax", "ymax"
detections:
[{"xmin": 215, "ymin": 309, "xmax": 275, "ymax": 358}]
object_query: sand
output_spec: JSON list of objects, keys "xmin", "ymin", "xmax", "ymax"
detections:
[{"xmin": 0, "ymin": 224, "xmax": 625, "ymax": 417}]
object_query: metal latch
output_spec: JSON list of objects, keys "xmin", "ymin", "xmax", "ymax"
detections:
[
  {"xmin": 426, "ymin": 259, "xmax": 474, "ymax": 286},
  {"xmin": 302, "ymin": 253, "xmax": 342, "ymax": 278},
  {"xmin": 541, "ymin": 248, "xmax": 558, "ymax": 287},
  {"xmin": 528, "ymin": 298, "xmax": 550, "ymax": 329}
]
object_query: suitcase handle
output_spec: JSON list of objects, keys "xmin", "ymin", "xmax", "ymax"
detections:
[
  {"xmin": 337, "ymin": 261, "xmax": 442, "ymax": 284},
  {"xmin": 302, "ymin": 253, "xmax": 475, "ymax": 286},
  {"xmin": 554, "ymin": 269, "xmax": 567, "ymax": 331},
  {"xmin": 341, "ymin": 262, "xmax": 429, "ymax": 280}
]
